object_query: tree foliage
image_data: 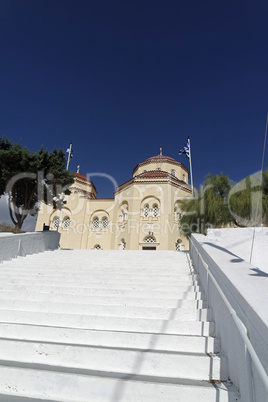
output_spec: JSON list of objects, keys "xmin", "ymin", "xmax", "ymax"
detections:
[
  {"xmin": 0, "ymin": 137, "xmax": 74, "ymax": 229},
  {"xmin": 179, "ymin": 171, "xmax": 268, "ymax": 238},
  {"xmin": 263, "ymin": 170, "xmax": 268, "ymax": 225}
]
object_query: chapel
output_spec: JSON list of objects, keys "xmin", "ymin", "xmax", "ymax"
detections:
[{"xmin": 35, "ymin": 154, "xmax": 192, "ymax": 250}]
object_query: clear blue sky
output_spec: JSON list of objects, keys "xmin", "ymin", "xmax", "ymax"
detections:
[{"xmin": 0, "ymin": 0, "xmax": 267, "ymax": 198}]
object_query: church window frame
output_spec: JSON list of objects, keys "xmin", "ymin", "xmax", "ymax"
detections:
[
  {"xmin": 62, "ymin": 216, "xmax": 71, "ymax": 229},
  {"xmin": 92, "ymin": 216, "xmax": 99, "ymax": 229},
  {"xmin": 51, "ymin": 216, "xmax": 60, "ymax": 229},
  {"xmin": 152, "ymin": 203, "xmax": 159, "ymax": 217},
  {"xmin": 102, "ymin": 216, "xmax": 109, "ymax": 229},
  {"xmin": 143, "ymin": 203, "xmax": 149, "ymax": 217}
]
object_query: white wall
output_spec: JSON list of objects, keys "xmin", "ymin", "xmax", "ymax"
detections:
[
  {"xmin": 190, "ymin": 233, "xmax": 268, "ymax": 402},
  {"xmin": 0, "ymin": 231, "xmax": 60, "ymax": 262}
]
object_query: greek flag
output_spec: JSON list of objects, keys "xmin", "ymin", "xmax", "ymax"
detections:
[
  {"xmin": 179, "ymin": 141, "xmax": 190, "ymax": 159},
  {"xmin": 66, "ymin": 147, "xmax": 73, "ymax": 159}
]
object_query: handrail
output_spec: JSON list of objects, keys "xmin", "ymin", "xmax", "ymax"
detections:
[{"xmin": 190, "ymin": 238, "xmax": 268, "ymax": 397}]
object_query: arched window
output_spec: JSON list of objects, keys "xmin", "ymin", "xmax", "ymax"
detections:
[
  {"xmin": 92, "ymin": 217, "xmax": 99, "ymax": 229},
  {"xmin": 62, "ymin": 216, "xmax": 71, "ymax": 229},
  {"xmin": 171, "ymin": 169, "xmax": 176, "ymax": 176},
  {"xmin": 102, "ymin": 217, "xmax": 109, "ymax": 229},
  {"xmin": 143, "ymin": 203, "xmax": 149, "ymax": 217},
  {"xmin": 94, "ymin": 244, "xmax": 101, "ymax": 250},
  {"xmin": 182, "ymin": 174, "xmax": 186, "ymax": 182},
  {"xmin": 51, "ymin": 216, "xmax": 60, "ymax": 229},
  {"xmin": 144, "ymin": 235, "xmax": 156, "ymax": 243},
  {"xmin": 175, "ymin": 239, "xmax": 182, "ymax": 251},
  {"xmin": 152, "ymin": 203, "xmax": 159, "ymax": 217}
]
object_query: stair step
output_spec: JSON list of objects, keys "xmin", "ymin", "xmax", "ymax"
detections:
[
  {"xmin": 0, "ymin": 323, "xmax": 219, "ymax": 353},
  {"xmin": 0, "ymin": 310, "xmax": 215, "ymax": 335},
  {"xmin": 0, "ymin": 291, "xmax": 206, "ymax": 308},
  {"xmin": 0, "ymin": 339, "xmax": 227, "ymax": 381},
  {"xmin": 0, "ymin": 249, "xmax": 239, "ymax": 401},
  {"xmin": 0, "ymin": 284, "xmax": 202, "ymax": 296},
  {"xmin": 0, "ymin": 366, "xmax": 240, "ymax": 402},
  {"xmin": 0, "ymin": 300, "xmax": 212, "ymax": 320}
]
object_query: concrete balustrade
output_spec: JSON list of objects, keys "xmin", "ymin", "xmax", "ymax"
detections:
[
  {"xmin": 190, "ymin": 233, "xmax": 268, "ymax": 402},
  {"xmin": 0, "ymin": 231, "xmax": 60, "ymax": 262}
]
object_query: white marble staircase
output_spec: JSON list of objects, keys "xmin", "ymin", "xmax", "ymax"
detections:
[{"xmin": 0, "ymin": 250, "xmax": 240, "ymax": 401}]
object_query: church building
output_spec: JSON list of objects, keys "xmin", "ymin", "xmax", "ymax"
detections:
[{"xmin": 35, "ymin": 153, "xmax": 192, "ymax": 250}]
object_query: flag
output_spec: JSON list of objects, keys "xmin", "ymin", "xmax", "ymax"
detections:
[
  {"xmin": 66, "ymin": 147, "xmax": 73, "ymax": 159},
  {"xmin": 179, "ymin": 140, "xmax": 190, "ymax": 159}
]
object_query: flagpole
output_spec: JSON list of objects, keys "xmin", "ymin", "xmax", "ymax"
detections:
[
  {"xmin": 66, "ymin": 142, "xmax": 72, "ymax": 171},
  {"xmin": 188, "ymin": 137, "xmax": 194, "ymax": 196}
]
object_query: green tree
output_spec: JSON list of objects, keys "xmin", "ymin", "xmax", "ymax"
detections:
[
  {"xmin": 180, "ymin": 172, "xmax": 268, "ymax": 238},
  {"xmin": 179, "ymin": 174, "xmax": 254, "ymax": 237},
  {"xmin": 0, "ymin": 137, "xmax": 74, "ymax": 229},
  {"xmin": 262, "ymin": 169, "xmax": 268, "ymax": 225}
]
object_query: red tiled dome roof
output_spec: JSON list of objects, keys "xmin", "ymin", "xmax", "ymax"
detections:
[
  {"xmin": 132, "ymin": 154, "xmax": 188, "ymax": 176},
  {"xmin": 137, "ymin": 170, "xmax": 169, "ymax": 178},
  {"xmin": 74, "ymin": 173, "xmax": 90, "ymax": 182},
  {"xmin": 144, "ymin": 155, "xmax": 177, "ymax": 162}
]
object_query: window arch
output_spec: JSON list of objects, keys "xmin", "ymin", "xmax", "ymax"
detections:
[
  {"xmin": 171, "ymin": 169, "xmax": 176, "ymax": 176},
  {"xmin": 182, "ymin": 174, "xmax": 186, "ymax": 182},
  {"xmin": 144, "ymin": 235, "xmax": 156, "ymax": 243},
  {"xmin": 94, "ymin": 244, "xmax": 101, "ymax": 250}
]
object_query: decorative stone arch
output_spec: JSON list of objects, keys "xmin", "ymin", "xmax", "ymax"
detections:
[
  {"xmin": 90, "ymin": 209, "xmax": 110, "ymax": 230},
  {"xmin": 140, "ymin": 235, "xmax": 159, "ymax": 250},
  {"xmin": 140, "ymin": 196, "xmax": 161, "ymax": 218},
  {"xmin": 143, "ymin": 235, "xmax": 157, "ymax": 243},
  {"xmin": 49, "ymin": 207, "xmax": 72, "ymax": 230}
]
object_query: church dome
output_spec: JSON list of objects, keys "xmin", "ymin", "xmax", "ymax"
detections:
[
  {"xmin": 144, "ymin": 155, "xmax": 177, "ymax": 163},
  {"xmin": 132, "ymin": 154, "xmax": 188, "ymax": 177}
]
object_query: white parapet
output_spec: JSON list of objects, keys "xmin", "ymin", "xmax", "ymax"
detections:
[
  {"xmin": 0, "ymin": 231, "xmax": 60, "ymax": 262},
  {"xmin": 190, "ymin": 232, "xmax": 268, "ymax": 402}
]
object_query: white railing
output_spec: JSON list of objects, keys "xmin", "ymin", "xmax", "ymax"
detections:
[{"xmin": 190, "ymin": 237, "xmax": 268, "ymax": 402}]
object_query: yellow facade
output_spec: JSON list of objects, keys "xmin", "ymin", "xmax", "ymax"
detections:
[{"xmin": 35, "ymin": 154, "xmax": 192, "ymax": 250}]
